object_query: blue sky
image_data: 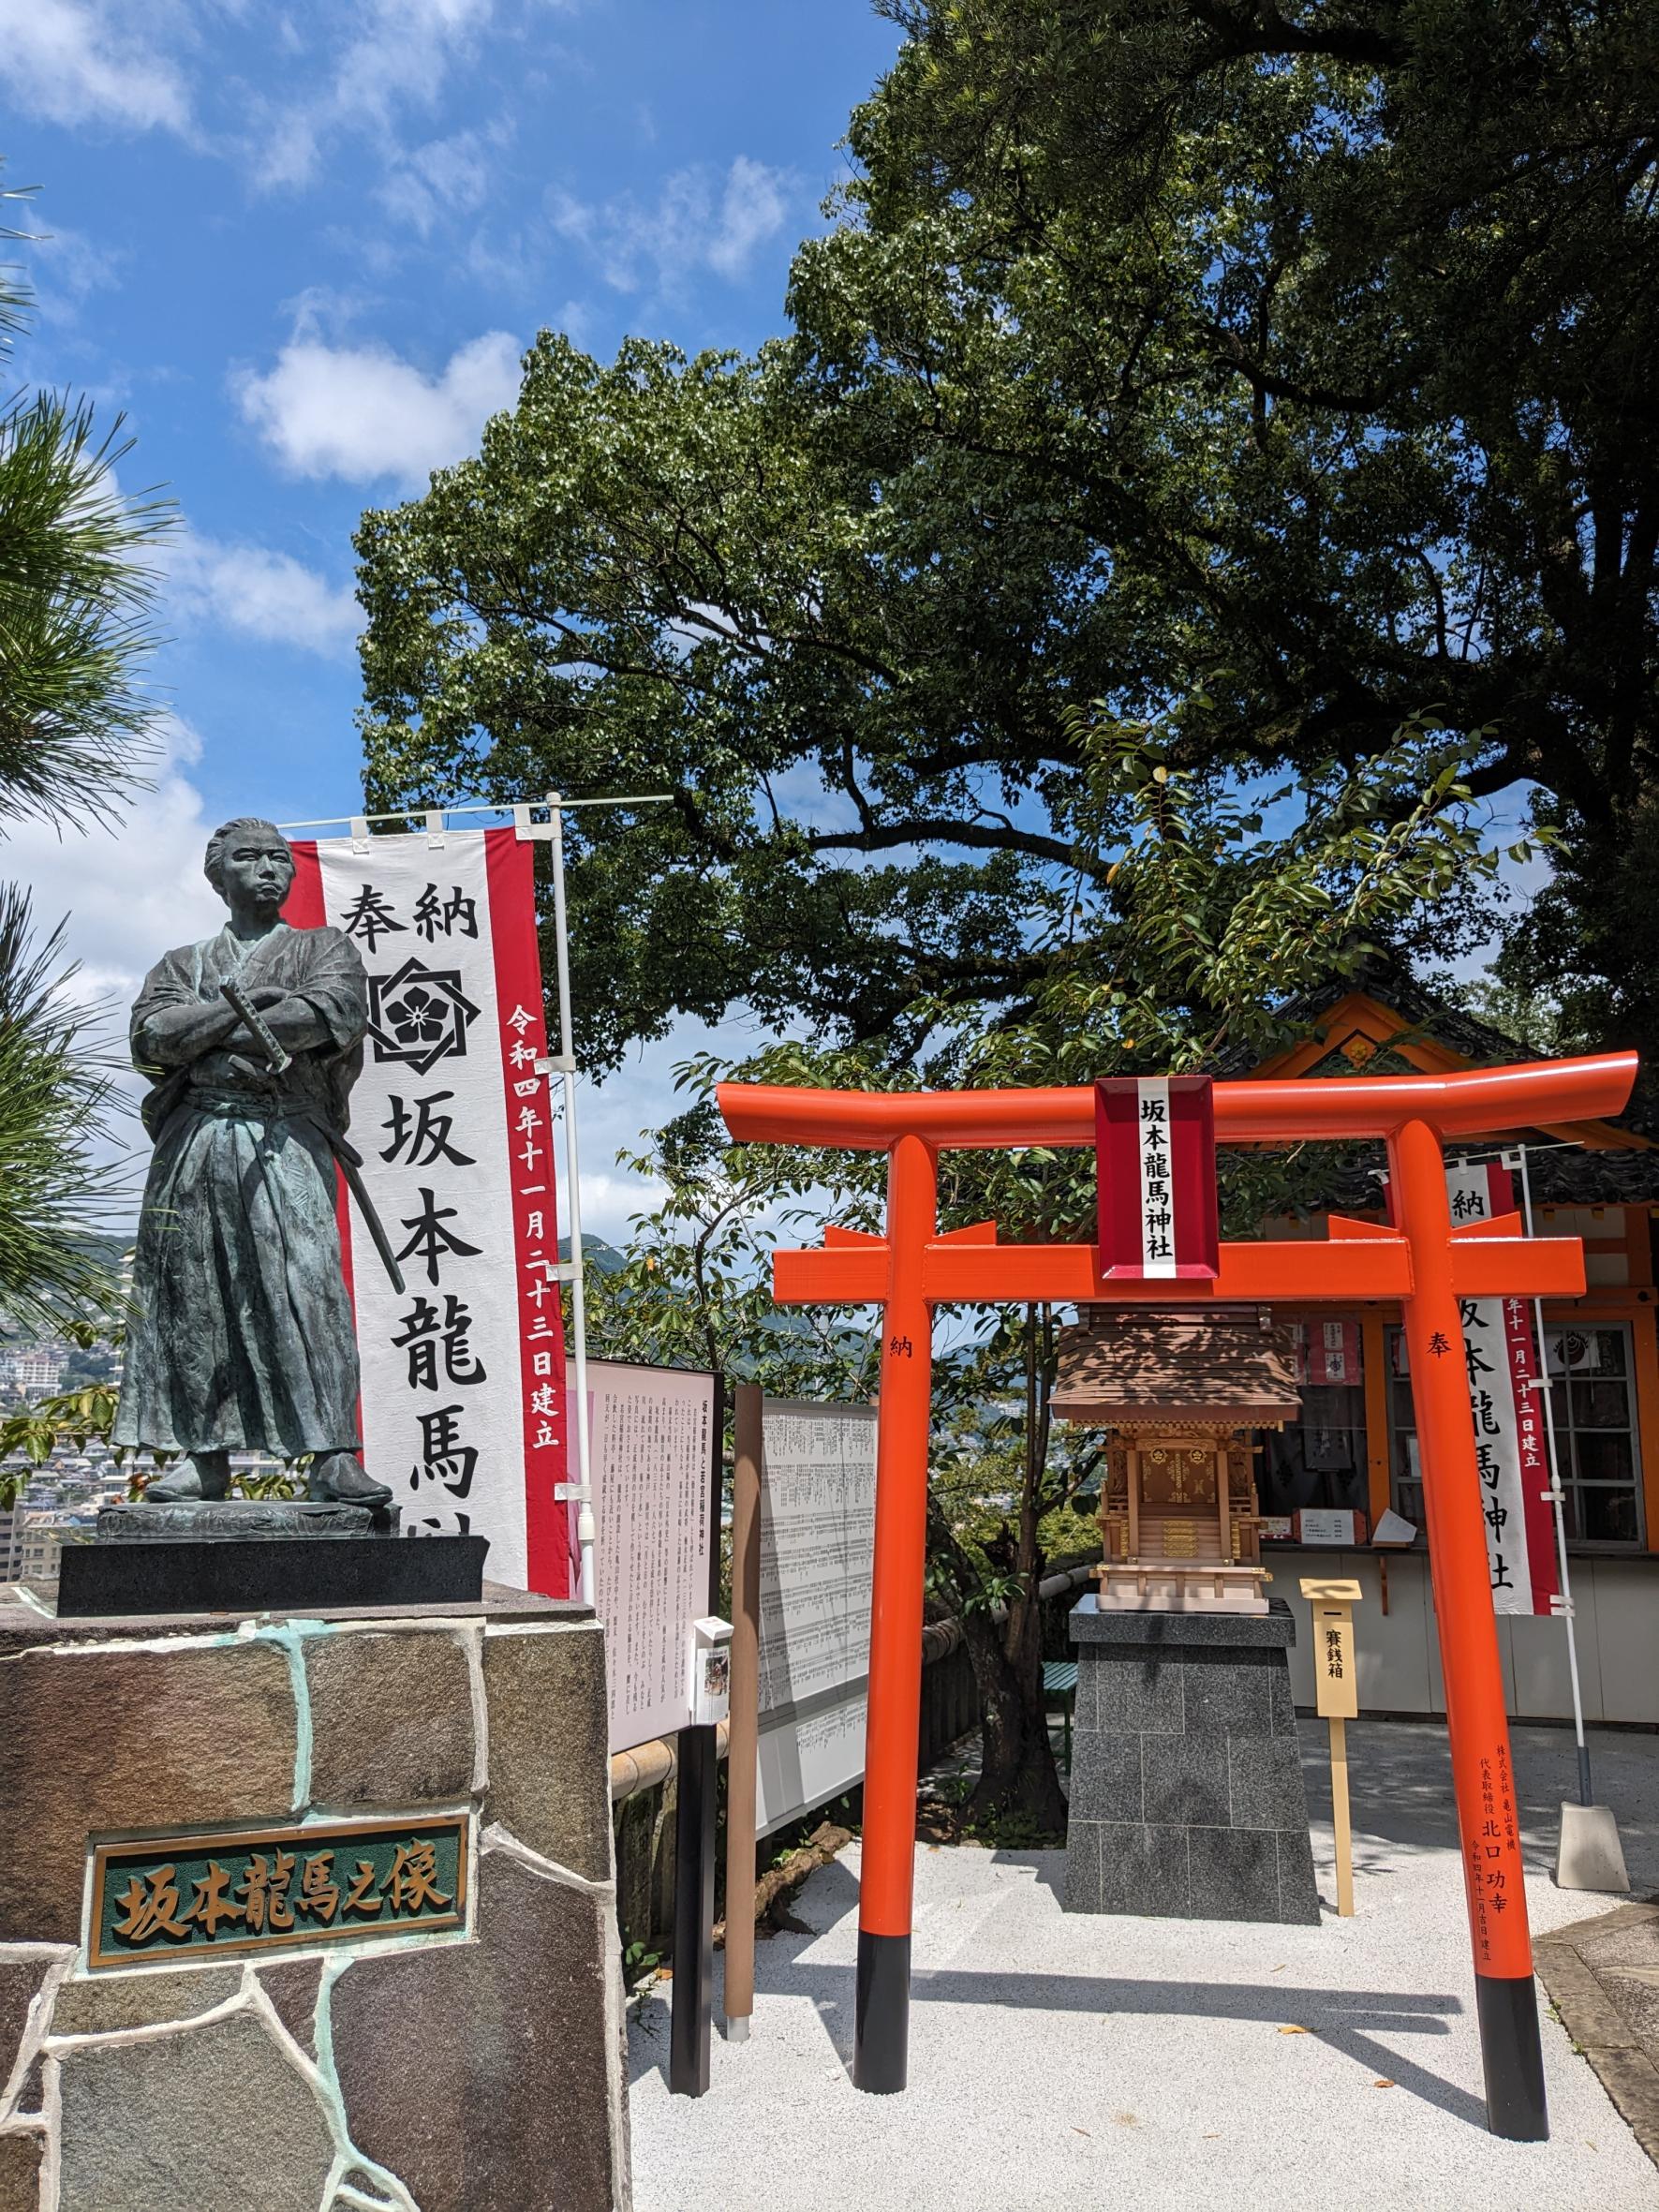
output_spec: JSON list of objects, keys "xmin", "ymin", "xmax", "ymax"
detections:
[{"xmin": 2, "ymin": 0, "xmax": 903, "ymax": 1233}]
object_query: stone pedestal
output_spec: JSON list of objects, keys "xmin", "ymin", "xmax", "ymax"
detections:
[
  {"xmin": 58, "ymin": 1510, "xmax": 485, "ymax": 1617},
  {"xmin": 0, "ymin": 1581, "xmax": 630, "ymax": 2212},
  {"xmin": 1063, "ymin": 1595, "xmax": 1320, "ymax": 1925}
]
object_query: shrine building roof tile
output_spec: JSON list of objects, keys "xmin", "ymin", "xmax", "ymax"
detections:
[{"xmin": 1053, "ymin": 1305, "xmax": 1303, "ymax": 1430}]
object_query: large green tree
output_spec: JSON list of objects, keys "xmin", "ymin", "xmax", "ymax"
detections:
[
  {"xmin": 357, "ymin": 0, "xmax": 1653, "ymax": 1074},
  {"xmin": 583, "ymin": 715, "xmax": 1511, "ymax": 1827},
  {"xmin": 356, "ymin": 329, "xmax": 1109, "ymax": 1073},
  {"xmin": 802, "ymin": 0, "xmax": 1659, "ymax": 1061}
]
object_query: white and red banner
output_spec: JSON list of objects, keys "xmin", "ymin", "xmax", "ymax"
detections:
[
  {"xmin": 1096, "ymin": 1075, "xmax": 1220, "ymax": 1280},
  {"xmin": 286, "ymin": 826, "xmax": 570, "ymax": 1596},
  {"xmin": 1444, "ymin": 1157, "xmax": 1559, "ymax": 1617}
]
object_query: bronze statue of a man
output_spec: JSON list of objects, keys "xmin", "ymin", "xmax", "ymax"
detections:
[{"xmin": 113, "ymin": 818, "xmax": 392, "ymax": 1507}]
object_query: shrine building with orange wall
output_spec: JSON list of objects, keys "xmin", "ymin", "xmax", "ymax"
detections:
[{"xmin": 1230, "ymin": 962, "xmax": 1659, "ymax": 1724}]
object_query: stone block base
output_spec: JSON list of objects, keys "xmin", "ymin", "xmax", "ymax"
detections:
[
  {"xmin": 1063, "ymin": 1596, "xmax": 1320, "ymax": 1925},
  {"xmin": 1556, "ymin": 1801, "xmax": 1632, "ymax": 1893},
  {"xmin": 0, "ymin": 1582, "xmax": 630, "ymax": 2211},
  {"xmin": 57, "ymin": 1528, "xmax": 484, "ymax": 1616}
]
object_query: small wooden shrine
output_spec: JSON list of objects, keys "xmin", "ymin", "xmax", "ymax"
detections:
[{"xmin": 1052, "ymin": 1305, "xmax": 1302, "ymax": 1614}]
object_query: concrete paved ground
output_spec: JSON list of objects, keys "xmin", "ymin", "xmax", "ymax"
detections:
[
  {"xmin": 1537, "ymin": 1900, "xmax": 1659, "ymax": 2164},
  {"xmin": 627, "ymin": 1719, "xmax": 1659, "ymax": 2212}
]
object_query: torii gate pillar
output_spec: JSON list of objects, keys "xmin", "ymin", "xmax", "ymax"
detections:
[
  {"xmin": 1389, "ymin": 1116, "xmax": 1544, "ymax": 2133},
  {"xmin": 854, "ymin": 1133, "xmax": 936, "ymax": 2086},
  {"xmin": 720, "ymin": 1052, "xmax": 1640, "ymax": 2137}
]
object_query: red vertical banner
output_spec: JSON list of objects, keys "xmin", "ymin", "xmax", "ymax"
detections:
[
  {"xmin": 1097, "ymin": 1075, "xmax": 1220, "ymax": 1279},
  {"xmin": 485, "ymin": 827, "xmax": 570, "ymax": 1596}
]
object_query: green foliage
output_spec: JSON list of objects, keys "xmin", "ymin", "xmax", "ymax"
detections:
[
  {"xmin": 0, "ymin": 164, "xmax": 170, "ymax": 1341},
  {"xmin": 350, "ymin": 0, "xmax": 1642, "ymax": 1080},
  {"xmin": 621, "ymin": 1937, "xmax": 664, "ymax": 1988},
  {"xmin": 0, "ymin": 1380, "xmax": 119, "ymax": 1506},
  {"xmin": 0, "ymin": 171, "xmax": 171, "ymax": 831},
  {"xmin": 58, "ymin": 1339, "xmax": 115, "ymax": 1390},
  {"xmin": 355, "ymin": 327, "xmax": 1077, "ymax": 1073},
  {"xmin": 922, "ymin": 1768, "xmax": 1065, "ymax": 1853},
  {"xmin": 233, "ymin": 1463, "xmax": 306, "ymax": 1499},
  {"xmin": 0, "ymin": 889, "xmax": 124, "ymax": 1335},
  {"xmin": 842, "ymin": 0, "xmax": 1659, "ymax": 1062},
  {"xmin": 582, "ymin": 1071, "xmax": 886, "ymax": 1400}
]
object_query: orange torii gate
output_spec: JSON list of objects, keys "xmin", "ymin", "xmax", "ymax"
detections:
[{"xmin": 718, "ymin": 1051, "xmax": 1640, "ymax": 2139}]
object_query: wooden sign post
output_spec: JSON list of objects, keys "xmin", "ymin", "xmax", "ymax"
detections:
[{"xmin": 1301, "ymin": 1576, "xmax": 1362, "ymax": 1916}]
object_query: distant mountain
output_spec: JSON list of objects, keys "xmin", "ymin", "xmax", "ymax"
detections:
[{"xmin": 558, "ymin": 1235, "xmax": 626, "ymax": 1277}]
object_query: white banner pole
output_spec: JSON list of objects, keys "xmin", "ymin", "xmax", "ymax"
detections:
[{"xmin": 547, "ymin": 793, "xmax": 598, "ymax": 1609}]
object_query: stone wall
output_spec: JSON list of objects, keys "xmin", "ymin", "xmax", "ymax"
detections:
[{"xmin": 0, "ymin": 1584, "xmax": 630, "ymax": 2212}]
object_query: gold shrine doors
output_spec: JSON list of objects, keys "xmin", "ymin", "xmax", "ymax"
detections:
[{"xmin": 1139, "ymin": 1445, "xmax": 1218, "ymax": 1512}]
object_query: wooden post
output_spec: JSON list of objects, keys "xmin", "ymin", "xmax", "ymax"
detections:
[
  {"xmin": 724, "ymin": 1384, "xmax": 763, "ymax": 2041},
  {"xmin": 1301, "ymin": 1577, "xmax": 1361, "ymax": 1920},
  {"xmin": 1329, "ymin": 1715, "xmax": 1354, "ymax": 1918},
  {"xmin": 1213, "ymin": 1444, "xmax": 1230, "ymax": 1561}
]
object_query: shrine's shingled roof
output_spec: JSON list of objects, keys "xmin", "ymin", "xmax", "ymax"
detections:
[
  {"xmin": 1052, "ymin": 1306, "xmax": 1303, "ymax": 1429},
  {"xmin": 1211, "ymin": 950, "xmax": 1659, "ymax": 1207},
  {"xmin": 1211, "ymin": 950, "xmax": 1538, "ymax": 1082}
]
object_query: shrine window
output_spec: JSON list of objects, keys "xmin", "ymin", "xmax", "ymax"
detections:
[
  {"xmin": 1387, "ymin": 1321, "xmax": 1645, "ymax": 1548},
  {"xmin": 1257, "ymin": 1320, "xmax": 1369, "ymax": 1519}
]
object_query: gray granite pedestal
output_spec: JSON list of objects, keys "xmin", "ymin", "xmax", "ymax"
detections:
[{"xmin": 1063, "ymin": 1595, "xmax": 1320, "ymax": 1924}]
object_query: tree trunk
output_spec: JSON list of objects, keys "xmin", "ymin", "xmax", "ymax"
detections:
[
  {"xmin": 970, "ymin": 1306, "xmax": 1066, "ymax": 1831},
  {"xmin": 927, "ymin": 1484, "xmax": 1068, "ymax": 1835}
]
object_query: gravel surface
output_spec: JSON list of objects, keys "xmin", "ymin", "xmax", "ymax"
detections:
[{"xmin": 627, "ymin": 1718, "xmax": 1659, "ymax": 2212}]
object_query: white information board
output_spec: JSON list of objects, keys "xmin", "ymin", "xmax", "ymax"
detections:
[
  {"xmin": 754, "ymin": 1398, "xmax": 878, "ymax": 1835},
  {"xmin": 582, "ymin": 1359, "xmax": 717, "ymax": 1755}
]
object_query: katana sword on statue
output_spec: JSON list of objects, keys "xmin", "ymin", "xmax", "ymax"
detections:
[{"xmin": 220, "ymin": 976, "xmax": 407, "ymax": 1298}]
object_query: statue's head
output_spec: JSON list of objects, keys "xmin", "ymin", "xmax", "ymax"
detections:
[{"xmin": 204, "ymin": 818, "xmax": 295, "ymax": 915}]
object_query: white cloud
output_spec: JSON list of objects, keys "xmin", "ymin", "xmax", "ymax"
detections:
[
  {"xmin": 0, "ymin": 0, "xmax": 516, "ymax": 216},
  {"xmin": 378, "ymin": 123, "xmax": 505, "ymax": 236},
  {"xmin": 3, "ymin": 720, "xmax": 220, "ymax": 1030},
  {"xmin": 573, "ymin": 1170, "xmax": 664, "ymax": 1249},
  {"xmin": 257, "ymin": 0, "xmax": 496, "ymax": 191},
  {"xmin": 20, "ymin": 223, "xmax": 123, "ymax": 326},
  {"xmin": 0, "ymin": 0, "xmax": 192, "ymax": 135},
  {"xmin": 706, "ymin": 156, "xmax": 792, "ymax": 281},
  {"xmin": 233, "ymin": 329, "xmax": 522, "ymax": 487},
  {"xmin": 549, "ymin": 156, "xmax": 796, "ymax": 297},
  {"xmin": 167, "ymin": 527, "xmax": 361, "ymax": 656}
]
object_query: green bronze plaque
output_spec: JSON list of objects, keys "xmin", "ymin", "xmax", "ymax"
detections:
[{"xmin": 88, "ymin": 1814, "xmax": 470, "ymax": 1970}]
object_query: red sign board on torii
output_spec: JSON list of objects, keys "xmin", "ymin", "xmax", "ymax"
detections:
[
  {"xmin": 718, "ymin": 1050, "xmax": 1639, "ymax": 2144},
  {"xmin": 1096, "ymin": 1076, "xmax": 1220, "ymax": 1279}
]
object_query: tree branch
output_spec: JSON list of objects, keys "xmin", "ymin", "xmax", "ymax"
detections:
[{"xmin": 811, "ymin": 816, "xmax": 1089, "ymax": 871}]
